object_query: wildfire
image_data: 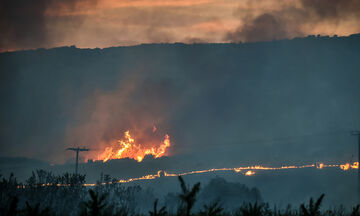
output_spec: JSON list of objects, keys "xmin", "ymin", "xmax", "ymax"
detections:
[
  {"xmin": 20, "ymin": 161, "xmax": 359, "ymax": 188},
  {"xmin": 340, "ymin": 162, "xmax": 359, "ymax": 171},
  {"xmin": 98, "ymin": 130, "xmax": 171, "ymax": 162},
  {"xmin": 83, "ymin": 161, "xmax": 359, "ymax": 186},
  {"xmin": 316, "ymin": 163, "xmax": 324, "ymax": 169},
  {"xmin": 245, "ymin": 170, "xmax": 255, "ymax": 176}
]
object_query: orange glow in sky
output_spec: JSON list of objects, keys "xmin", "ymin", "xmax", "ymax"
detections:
[{"xmin": 1, "ymin": 0, "xmax": 360, "ymax": 52}]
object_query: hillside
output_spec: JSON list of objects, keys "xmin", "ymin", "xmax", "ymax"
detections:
[{"xmin": 1, "ymin": 34, "xmax": 360, "ymax": 165}]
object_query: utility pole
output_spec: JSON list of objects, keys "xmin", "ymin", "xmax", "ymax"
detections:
[
  {"xmin": 351, "ymin": 131, "xmax": 360, "ymax": 202},
  {"xmin": 66, "ymin": 147, "xmax": 89, "ymax": 174}
]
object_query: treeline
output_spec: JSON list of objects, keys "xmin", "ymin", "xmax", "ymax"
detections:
[{"xmin": 0, "ymin": 170, "xmax": 359, "ymax": 216}]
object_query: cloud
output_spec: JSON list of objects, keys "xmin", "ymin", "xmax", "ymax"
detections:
[
  {"xmin": 225, "ymin": 13, "xmax": 295, "ymax": 43},
  {"xmin": 1, "ymin": 0, "xmax": 360, "ymax": 51},
  {"xmin": 224, "ymin": 0, "xmax": 360, "ymax": 43},
  {"xmin": 100, "ymin": 0, "xmax": 215, "ymax": 8},
  {"xmin": 0, "ymin": 0, "xmax": 98, "ymax": 52},
  {"xmin": 301, "ymin": 0, "xmax": 360, "ymax": 20}
]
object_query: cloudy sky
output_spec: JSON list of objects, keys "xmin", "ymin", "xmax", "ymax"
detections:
[{"xmin": 1, "ymin": 0, "xmax": 360, "ymax": 52}]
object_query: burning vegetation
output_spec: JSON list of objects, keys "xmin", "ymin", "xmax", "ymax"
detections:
[{"xmin": 97, "ymin": 129, "xmax": 171, "ymax": 162}]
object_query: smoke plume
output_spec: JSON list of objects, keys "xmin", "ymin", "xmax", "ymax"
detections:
[
  {"xmin": 225, "ymin": 0, "xmax": 360, "ymax": 42},
  {"xmin": 0, "ymin": 0, "xmax": 97, "ymax": 51},
  {"xmin": 65, "ymin": 75, "xmax": 181, "ymax": 161}
]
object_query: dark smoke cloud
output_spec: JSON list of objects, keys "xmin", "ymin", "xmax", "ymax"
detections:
[
  {"xmin": 225, "ymin": 0, "xmax": 360, "ymax": 43},
  {"xmin": 0, "ymin": 0, "xmax": 97, "ymax": 51},
  {"xmin": 2, "ymin": 0, "xmax": 359, "ymax": 50},
  {"xmin": 302, "ymin": 0, "xmax": 360, "ymax": 19},
  {"xmin": 225, "ymin": 13, "xmax": 296, "ymax": 43}
]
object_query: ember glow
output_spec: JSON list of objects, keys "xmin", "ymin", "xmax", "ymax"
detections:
[
  {"xmin": 97, "ymin": 130, "xmax": 171, "ymax": 162},
  {"xmin": 82, "ymin": 161, "xmax": 359, "ymax": 187},
  {"xmin": 340, "ymin": 162, "xmax": 359, "ymax": 171},
  {"xmin": 245, "ymin": 170, "xmax": 255, "ymax": 176},
  {"xmin": 18, "ymin": 161, "xmax": 359, "ymax": 188}
]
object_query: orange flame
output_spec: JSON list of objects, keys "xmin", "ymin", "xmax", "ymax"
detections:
[
  {"xmin": 316, "ymin": 163, "xmax": 324, "ymax": 169},
  {"xmin": 245, "ymin": 170, "xmax": 255, "ymax": 176},
  {"xmin": 352, "ymin": 162, "xmax": 359, "ymax": 169},
  {"xmin": 19, "ymin": 161, "xmax": 359, "ymax": 188},
  {"xmin": 340, "ymin": 163, "xmax": 350, "ymax": 171},
  {"xmin": 87, "ymin": 161, "xmax": 358, "ymax": 186},
  {"xmin": 98, "ymin": 130, "xmax": 171, "ymax": 162},
  {"xmin": 339, "ymin": 162, "xmax": 359, "ymax": 171}
]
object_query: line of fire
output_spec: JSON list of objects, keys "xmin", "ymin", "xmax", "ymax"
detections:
[{"xmin": 58, "ymin": 130, "xmax": 360, "ymax": 188}]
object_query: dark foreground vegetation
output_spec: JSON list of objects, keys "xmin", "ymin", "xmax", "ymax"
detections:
[{"xmin": 0, "ymin": 170, "xmax": 358, "ymax": 216}]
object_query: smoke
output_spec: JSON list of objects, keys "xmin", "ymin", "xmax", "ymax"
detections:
[
  {"xmin": 0, "ymin": 0, "xmax": 98, "ymax": 51},
  {"xmin": 225, "ymin": 0, "xmax": 360, "ymax": 43},
  {"xmin": 301, "ymin": 0, "xmax": 360, "ymax": 19},
  {"xmin": 225, "ymin": 13, "xmax": 298, "ymax": 43},
  {"xmin": 65, "ymin": 74, "xmax": 182, "ymax": 161},
  {"xmin": 1, "ymin": 0, "xmax": 360, "ymax": 50}
]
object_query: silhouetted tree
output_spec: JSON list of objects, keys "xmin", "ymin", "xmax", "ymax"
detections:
[
  {"xmin": 81, "ymin": 189, "xmax": 108, "ymax": 216},
  {"xmin": 300, "ymin": 194, "xmax": 325, "ymax": 216},
  {"xmin": 351, "ymin": 205, "xmax": 360, "ymax": 216},
  {"xmin": 149, "ymin": 199, "xmax": 167, "ymax": 216},
  {"xmin": 236, "ymin": 202, "xmax": 264, "ymax": 216},
  {"xmin": 199, "ymin": 201, "xmax": 223, "ymax": 216},
  {"xmin": 26, "ymin": 172, "xmax": 37, "ymax": 187},
  {"xmin": 6, "ymin": 197, "xmax": 18, "ymax": 216},
  {"xmin": 24, "ymin": 202, "xmax": 53, "ymax": 216},
  {"xmin": 177, "ymin": 176, "xmax": 200, "ymax": 216},
  {"xmin": 0, "ymin": 173, "xmax": 19, "ymax": 214},
  {"xmin": 274, "ymin": 204, "xmax": 294, "ymax": 216}
]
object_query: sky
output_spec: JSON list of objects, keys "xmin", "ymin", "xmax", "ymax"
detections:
[{"xmin": 1, "ymin": 0, "xmax": 360, "ymax": 52}]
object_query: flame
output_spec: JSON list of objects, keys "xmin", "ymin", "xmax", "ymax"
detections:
[
  {"xmin": 245, "ymin": 170, "xmax": 255, "ymax": 176},
  {"xmin": 98, "ymin": 130, "xmax": 171, "ymax": 162},
  {"xmin": 316, "ymin": 163, "xmax": 324, "ymax": 169},
  {"xmin": 340, "ymin": 163, "xmax": 350, "ymax": 170},
  {"xmin": 91, "ymin": 161, "xmax": 359, "ymax": 186},
  {"xmin": 352, "ymin": 162, "xmax": 359, "ymax": 169},
  {"xmin": 339, "ymin": 162, "xmax": 359, "ymax": 171},
  {"xmin": 19, "ymin": 161, "xmax": 359, "ymax": 188}
]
